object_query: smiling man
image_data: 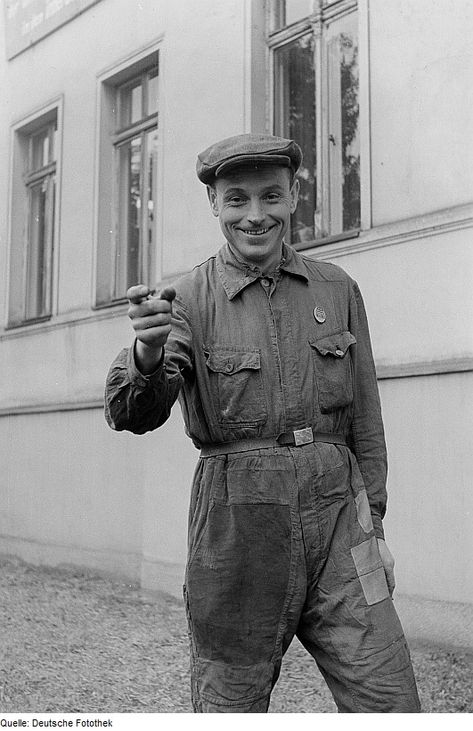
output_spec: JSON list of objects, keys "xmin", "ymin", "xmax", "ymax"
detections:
[{"xmin": 105, "ymin": 133, "xmax": 420, "ymax": 713}]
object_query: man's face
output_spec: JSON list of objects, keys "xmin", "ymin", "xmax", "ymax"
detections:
[{"xmin": 207, "ymin": 164, "xmax": 299, "ymax": 272}]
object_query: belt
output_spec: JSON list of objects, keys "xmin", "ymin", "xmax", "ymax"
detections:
[{"xmin": 199, "ymin": 427, "xmax": 347, "ymax": 458}]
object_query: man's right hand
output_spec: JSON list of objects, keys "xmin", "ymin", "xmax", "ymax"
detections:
[{"xmin": 127, "ymin": 284, "xmax": 176, "ymax": 374}]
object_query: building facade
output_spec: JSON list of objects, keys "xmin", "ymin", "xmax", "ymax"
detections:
[{"xmin": 1, "ymin": 0, "xmax": 472, "ymax": 648}]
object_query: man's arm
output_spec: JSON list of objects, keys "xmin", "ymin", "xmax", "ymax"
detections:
[
  {"xmin": 104, "ymin": 284, "xmax": 192, "ymax": 434},
  {"xmin": 348, "ymin": 282, "xmax": 388, "ymax": 540},
  {"xmin": 348, "ymin": 282, "xmax": 398, "ymax": 593}
]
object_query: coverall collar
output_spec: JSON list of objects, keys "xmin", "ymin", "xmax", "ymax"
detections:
[{"xmin": 216, "ymin": 242, "xmax": 309, "ymax": 300}]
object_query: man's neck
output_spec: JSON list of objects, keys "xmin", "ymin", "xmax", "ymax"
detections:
[{"xmin": 227, "ymin": 242, "xmax": 285, "ymax": 276}]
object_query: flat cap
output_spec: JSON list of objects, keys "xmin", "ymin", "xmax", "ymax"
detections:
[{"xmin": 196, "ymin": 133, "xmax": 302, "ymax": 184}]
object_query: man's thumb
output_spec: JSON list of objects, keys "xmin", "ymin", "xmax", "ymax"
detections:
[{"xmin": 159, "ymin": 286, "xmax": 176, "ymax": 303}]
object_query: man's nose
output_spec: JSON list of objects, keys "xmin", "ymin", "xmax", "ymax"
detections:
[{"xmin": 246, "ymin": 198, "xmax": 265, "ymax": 225}]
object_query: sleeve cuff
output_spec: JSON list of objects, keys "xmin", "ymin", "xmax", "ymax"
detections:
[{"xmin": 127, "ymin": 341, "xmax": 165, "ymax": 386}]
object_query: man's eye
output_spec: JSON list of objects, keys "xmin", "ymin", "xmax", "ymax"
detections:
[
  {"xmin": 228, "ymin": 196, "xmax": 244, "ymax": 204},
  {"xmin": 265, "ymin": 193, "xmax": 280, "ymax": 201}
]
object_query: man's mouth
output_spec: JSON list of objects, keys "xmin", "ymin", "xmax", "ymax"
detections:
[{"xmin": 239, "ymin": 226, "xmax": 275, "ymax": 237}]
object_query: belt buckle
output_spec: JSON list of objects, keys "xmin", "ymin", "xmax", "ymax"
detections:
[{"xmin": 293, "ymin": 427, "xmax": 313, "ymax": 446}]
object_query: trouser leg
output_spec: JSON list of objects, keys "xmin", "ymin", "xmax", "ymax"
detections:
[
  {"xmin": 184, "ymin": 452, "xmax": 300, "ymax": 713},
  {"xmin": 297, "ymin": 462, "xmax": 421, "ymax": 713}
]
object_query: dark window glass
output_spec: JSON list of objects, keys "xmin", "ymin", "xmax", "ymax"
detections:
[{"xmin": 274, "ymin": 34, "xmax": 316, "ymax": 244}]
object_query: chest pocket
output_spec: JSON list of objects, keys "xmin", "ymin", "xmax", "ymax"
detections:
[
  {"xmin": 309, "ymin": 331, "xmax": 356, "ymax": 413},
  {"xmin": 204, "ymin": 347, "xmax": 267, "ymax": 427}
]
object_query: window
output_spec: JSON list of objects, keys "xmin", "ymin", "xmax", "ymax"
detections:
[
  {"xmin": 269, "ymin": 0, "xmax": 360, "ymax": 246},
  {"xmin": 95, "ymin": 51, "xmax": 159, "ymax": 306},
  {"xmin": 7, "ymin": 104, "xmax": 60, "ymax": 327}
]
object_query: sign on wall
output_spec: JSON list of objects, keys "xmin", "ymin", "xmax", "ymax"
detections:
[{"xmin": 4, "ymin": 0, "xmax": 103, "ymax": 59}]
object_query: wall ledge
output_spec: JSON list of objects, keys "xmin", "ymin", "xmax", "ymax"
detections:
[
  {"xmin": 0, "ymin": 304, "xmax": 128, "ymax": 343},
  {"xmin": 0, "ymin": 398, "xmax": 104, "ymax": 417},
  {"xmin": 377, "ymin": 356, "xmax": 473, "ymax": 380},
  {"xmin": 306, "ymin": 201, "xmax": 473, "ymax": 260}
]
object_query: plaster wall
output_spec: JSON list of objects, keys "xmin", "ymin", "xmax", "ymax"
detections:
[
  {"xmin": 0, "ymin": 402, "xmax": 195, "ymax": 580},
  {"xmin": 369, "ymin": 0, "xmax": 473, "ymax": 225},
  {"xmin": 319, "ymin": 227, "xmax": 473, "ymax": 370},
  {"xmin": 379, "ymin": 371, "xmax": 473, "ymax": 605}
]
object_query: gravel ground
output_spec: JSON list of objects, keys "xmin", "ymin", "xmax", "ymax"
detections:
[{"xmin": 0, "ymin": 555, "xmax": 471, "ymax": 714}]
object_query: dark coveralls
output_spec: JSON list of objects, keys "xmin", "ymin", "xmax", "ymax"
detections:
[{"xmin": 105, "ymin": 242, "xmax": 420, "ymax": 713}]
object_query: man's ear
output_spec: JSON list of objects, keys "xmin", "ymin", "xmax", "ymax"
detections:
[
  {"xmin": 207, "ymin": 185, "xmax": 219, "ymax": 217},
  {"xmin": 290, "ymin": 178, "xmax": 300, "ymax": 214}
]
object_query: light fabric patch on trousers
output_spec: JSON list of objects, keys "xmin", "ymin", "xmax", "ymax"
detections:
[
  {"xmin": 351, "ymin": 536, "xmax": 390, "ymax": 605},
  {"xmin": 354, "ymin": 488, "xmax": 374, "ymax": 533}
]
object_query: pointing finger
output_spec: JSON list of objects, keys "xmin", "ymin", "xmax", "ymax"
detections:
[{"xmin": 127, "ymin": 284, "xmax": 152, "ymax": 304}]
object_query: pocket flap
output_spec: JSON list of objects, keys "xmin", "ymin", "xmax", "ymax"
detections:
[
  {"xmin": 205, "ymin": 348, "xmax": 261, "ymax": 375},
  {"xmin": 309, "ymin": 330, "xmax": 356, "ymax": 358}
]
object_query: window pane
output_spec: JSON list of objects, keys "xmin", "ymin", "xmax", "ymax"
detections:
[
  {"xmin": 25, "ymin": 177, "xmax": 53, "ymax": 319},
  {"xmin": 31, "ymin": 128, "xmax": 49, "ymax": 171},
  {"xmin": 52, "ymin": 124, "xmax": 57, "ymax": 162},
  {"xmin": 285, "ymin": 0, "xmax": 312, "ymax": 25},
  {"xmin": 327, "ymin": 30, "xmax": 360, "ymax": 232},
  {"xmin": 274, "ymin": 34, "xmax": 316, "ymax": 244},
  {"xmin": 147, "ymin": 70, "xmax": 159, "ymax": 116},
  {"xmin": 272, "ymin": 0, "xmax": 312, "ymax": 31},
  {"xmin": 117, "ymin": 136, "xmax": 142, "ymax": 294},
  {"xmin": 341, "ymin": 32, "xmax": 360, "ymax": 231},
  {"xmin": 119, "ymin": 79, "xmax": 143, "ymax": 128}
]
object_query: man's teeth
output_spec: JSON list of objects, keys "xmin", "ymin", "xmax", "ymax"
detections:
[{"xmin": 243, "ymin": 228, "xmax": 269, "ymax": 235}]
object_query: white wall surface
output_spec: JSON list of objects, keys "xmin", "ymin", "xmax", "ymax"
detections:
[
  {"xmin": 380, "ymin": 371, "xmax": 473, "ymax": 604},
  {"xmin": 158, "ymin": 0, "xmax": 248, "ymax": 277},
  {"xmin": 321, "ymin": 228, "xmax": 473, "ymax": 370},
  {"xmin": 369, "ymin": 0, "xmax": 473, "ymax": 225},
  {"xmin": 0, "ymin": 402, "xmax": 195, "ymax": 579},
  {"xmin": 1, "ymin": 408, "xmax": 145, "ymax": 574}
]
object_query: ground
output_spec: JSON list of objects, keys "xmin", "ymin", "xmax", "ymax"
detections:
[{"xmin": 0, "ymin": 555, "xmax": 471, "ymax": 713}]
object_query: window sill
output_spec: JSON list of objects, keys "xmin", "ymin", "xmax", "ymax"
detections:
[
  {"xmin": 293, "ymin": 229, "xmax": 360, "ymax": 251},
  {"xmin": 92, "ymin": 298, "xmax": 128, "ymax": 311},
  {"xmin": 5, "ymin": 315, "xmax": 52, "ymax": 331}
]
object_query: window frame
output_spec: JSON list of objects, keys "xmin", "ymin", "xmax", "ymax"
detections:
[
  {"xmin": 267, "ymin": 0, "xmax": 371, "ymax": 250},
  {"xmin": 112, "ymin": 68, "xmax": 158, "ymax": 302},
  {"xmin": 6, "ymin": 98, "xmax": 62, "ymax": 329},
  {"xmin": 94, "ymin": 46, "xmax": 160, "ymax": 309},
  {"xmin": 24, "ymin": 121, "xmax": 57, "ymax": 321}
]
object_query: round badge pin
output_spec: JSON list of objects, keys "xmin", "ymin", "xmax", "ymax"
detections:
[{"xmin": 313, "ymin": 306, "xmax": 326, "ymax": 324}]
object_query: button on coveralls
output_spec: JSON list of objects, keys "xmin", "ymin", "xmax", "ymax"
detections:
[{"xmin": 105, "ymin": 243, "xmax": 420, "ymax": 713}]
